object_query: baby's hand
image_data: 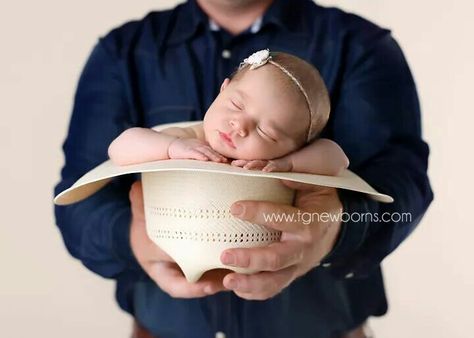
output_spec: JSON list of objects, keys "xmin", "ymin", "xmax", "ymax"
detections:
[
  {"xmin": 231, "ymin": 159, "xmax": 268, "ymax": 170},
  {"xmin": 168, "ymin": 138, "xmax": 228, "ymax": 163},
  {"xmin": 231, "ymin": 158, "xmax": 293, "ymax": 172}
]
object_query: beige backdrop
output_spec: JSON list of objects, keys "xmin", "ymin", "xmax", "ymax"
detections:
[{"xmin": 1, "ymin": 0, "xmax": 472, "ymax": 337}]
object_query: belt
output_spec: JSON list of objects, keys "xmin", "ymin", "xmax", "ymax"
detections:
[
  {"xmin": 132, "ymin": 320, "xmax": 373, "ymax": 338},
  {"xmin": 132, "ymin": 321, "xmax": 157, "ymax": 338}
]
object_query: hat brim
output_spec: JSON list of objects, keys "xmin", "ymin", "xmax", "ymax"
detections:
[
  {"xmin": 54, "ymin": 121, "xmax": 393, "ymax": 205},
  {"xmin": 54, "ymin": 158, "xmax": 393, "ymax": 205}
]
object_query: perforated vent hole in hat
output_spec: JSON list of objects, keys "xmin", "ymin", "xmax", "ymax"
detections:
[
  {"xmin": 151, "ymin": 229, "xmax": 281, "ymax": 243},
  {"xmin": 149, "ymin": 207, "xmax": 230, "ymax": 219}
]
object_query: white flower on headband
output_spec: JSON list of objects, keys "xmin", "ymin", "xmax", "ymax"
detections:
[{"xmin": 241, "ymin": 49, "xmax": 271, "ymax": 70}]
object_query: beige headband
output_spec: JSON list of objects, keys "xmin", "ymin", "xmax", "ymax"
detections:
[{"xmin": 238, "ymin": 49, "xmax": 314, "ymax": 142}]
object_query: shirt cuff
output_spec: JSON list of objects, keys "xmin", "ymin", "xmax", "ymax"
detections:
[{"xmin": 320, "ymin": 189, "xmax": 379, "ymax": 266}]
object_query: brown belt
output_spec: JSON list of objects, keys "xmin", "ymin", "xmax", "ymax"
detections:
[
  {"xmin": 132, "ymin": 320, "xmax": 372, "ymax": 338},
  {"xmin": 337, "ymin": 324, "xmax": 372, "ymax": 338},
  {"xmin": 132, "ymin": 321, "xmax": 157, "ymax": 338}
]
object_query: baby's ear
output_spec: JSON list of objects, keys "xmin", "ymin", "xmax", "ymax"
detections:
[{"xmin": 220, "ymin": 78, "xmax": 230, "ymax": 93}]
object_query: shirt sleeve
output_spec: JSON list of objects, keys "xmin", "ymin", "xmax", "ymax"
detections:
[
  {"xmin": 53, "ymin": 39, "xmax": 142, "ymax": 278},
  {"xmin": 320, "ymin": 31, "xmax": 434, "ymax": 279}
]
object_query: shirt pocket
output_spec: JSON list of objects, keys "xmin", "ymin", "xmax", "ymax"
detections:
[{"xmin": 144, "ymin": 105, "xmax": 196, "ymax": 128}]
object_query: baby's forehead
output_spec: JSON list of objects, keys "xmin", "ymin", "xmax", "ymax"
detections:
[
  {"xmin": 233, "ymin": 67, "xmax": 301, "ymax": 101},
  {"xmin": 233, "ymin": 77, "xmax": 307, "ymax": 140},
  {"xmin": 234, "ymin": 65, "xmax": 285, "ymax": 84}
]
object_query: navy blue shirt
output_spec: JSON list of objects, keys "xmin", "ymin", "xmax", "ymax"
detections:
[{"xmin": 54, "ymin": 0, "xmax": 433, "ymax": 337}]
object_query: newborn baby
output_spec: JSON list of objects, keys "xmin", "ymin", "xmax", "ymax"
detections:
[{"xmin": 108, "ymin": 50, "xmax": 349, "ymax": 175}]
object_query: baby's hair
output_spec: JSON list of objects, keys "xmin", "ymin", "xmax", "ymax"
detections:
[{"xmin": 229, "ymin": 52, "xmax": 330, "ymax": 143}]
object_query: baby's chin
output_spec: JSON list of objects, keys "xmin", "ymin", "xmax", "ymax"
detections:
[
  {"xmin": 208, "ymin": 139, "xmax": 235, "ymax": 159},
  {"xmin": 211, "ymin": 143, "xmax": 270, "ymax": 160},
  {"xmin": 217, "ymin": 149, "xmax": 238, "ymax": 161}
]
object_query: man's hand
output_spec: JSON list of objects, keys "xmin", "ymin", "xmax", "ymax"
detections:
[
  {"xmin": 129, "ymin": 181, "xmax": 228, "ymax": 298},
  {"xmin": 220, "ymin": 180, "xmax": 342, "ymax": 300}
]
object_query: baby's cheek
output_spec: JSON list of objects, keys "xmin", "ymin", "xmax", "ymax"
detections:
[
  {"xmin": 234, "ymin": 144, "xmax": 266, "ymax": 160},
  {"xmin": 247, "ymin": 139, "xmax": 276, "ymax": 159}
]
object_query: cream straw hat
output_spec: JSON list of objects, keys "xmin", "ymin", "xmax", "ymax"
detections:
[{"xmin": 54, "ymin": 121, "xmax": 393, "ymax": 282}]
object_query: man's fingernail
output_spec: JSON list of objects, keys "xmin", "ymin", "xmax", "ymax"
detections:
[
  {"xmin": 226, "ymin": 278, "xmax": 238, "ymax": 289},
  {"xmin": 222, "ymin": 252, "xmax": 236, "ymax": 265},
  {"xmin": 230, "ymin": 203, "xmax": 244, "ymax": 216}
]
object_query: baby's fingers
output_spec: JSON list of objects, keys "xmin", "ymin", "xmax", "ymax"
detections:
[
  {"xmin": 243, "ymin": 160, "xmax": 268, "ymax": 170},
  {"xmin": 231, "ymin": 160, "xmax": 249, "ymax": 167},
  {"xmin": 198, "ymin": 147, "xmax": 228, "ymax": 163},
  {"xmin": 187, "ymin": 149, "xmax": 210, "ymax": 161},
  {"xmin": 262, "ymin": 161, "xmax": 278, "ymax": 172}
]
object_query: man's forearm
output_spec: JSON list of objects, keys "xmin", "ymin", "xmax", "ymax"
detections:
[
  {"xmin": 322, "ymin": 140, "xmax": 433, "ymax": 278},
  {"xmin": 54, "ymin": 176, "xmax": 142, "ymax": 278}
]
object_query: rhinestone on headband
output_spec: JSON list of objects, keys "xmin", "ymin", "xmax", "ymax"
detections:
[{"xmin": 239, "ymin": 49, "xmax": 272, "ymax": 70}]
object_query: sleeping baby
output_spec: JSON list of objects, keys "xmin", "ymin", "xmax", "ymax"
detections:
[{"xmin": 108, "ymin": 49, "xmax": 349, "ymax": 176}]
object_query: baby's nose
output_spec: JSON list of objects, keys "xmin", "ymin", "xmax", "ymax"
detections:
[{"xmin": 229, "ymin": 119, "xmax": 248, "ymax": 137}]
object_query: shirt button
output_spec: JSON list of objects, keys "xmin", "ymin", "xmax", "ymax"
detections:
[
  {"xmin": 215, "ymin": 332, "xmax": 226, "ymax": 338},
  {"xmin": 345, "ymin": 272, "xmax": 354, "ymax": 279},
  {"xmin": 322, "ymin": 262, "xmax": 331, "ymax": 268},
  {"xmin": 222, "ymin": 49, "xmax": 231, "ymax": 59}
]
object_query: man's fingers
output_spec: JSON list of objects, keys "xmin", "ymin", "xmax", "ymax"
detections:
[
  {"xmin": 221, "ymin": 241, "xmax": 303, "ymax": 271},
  {"xmin": 129, "ymin": 181, "xmax": 230, "ymax": 299},
  {"xmin": 131, "ymin": 219, "xmax": 175, "ymax": 264},
  {"xmin": 199, "ymin": 268, "xmax": 232, "ymax": 294},
  {"xmin": 148, "ymin": 262, "xmax": 228, "ymax": 298},
  {"xmin": 144, "ymin": 244, "xmax": 174, "ymax": 263},
  {"xmin": 223, "ymin": 265, "xmax": 296, "ymax": 300},
  {"xmin": 148, "ymin": 262, "xmax": 207, "ymax": 298},
  {"xmin": 129, "ymin": 181, "xmax": 144, "ymax": 210},
  {"xmin": 230, "ymin": 200, "xmax": 302, "ymax": 233}
]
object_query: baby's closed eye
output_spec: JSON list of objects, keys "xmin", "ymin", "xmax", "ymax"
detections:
[
  {"xmin": 230, "ymin": 99, "xmax": 243, "ymax": 110},
  {"xmin": 256, "ymin": 126, "xmax": 277, "ymax": 142}
]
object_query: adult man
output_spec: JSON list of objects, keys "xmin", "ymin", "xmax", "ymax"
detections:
[{"xmin": 54, "ymin": 0, "xmax": 433, "ymax": 337}]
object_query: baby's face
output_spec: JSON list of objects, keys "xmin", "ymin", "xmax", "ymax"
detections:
[{"xmin": 203, "ymin": 66, "xmax": 308, "ymax": 160}]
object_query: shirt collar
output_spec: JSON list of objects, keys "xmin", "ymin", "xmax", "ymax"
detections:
[
  {"xmin": 208, "ymin": 16, "xmax": 263, "ymax": 34},
  {"xmin": 207, "ymin": 0, "xmax": 296, "ymax": 34},
  {"xmin": 166, "ymin": 0, "xmax": 298, "ymax": 45}
]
